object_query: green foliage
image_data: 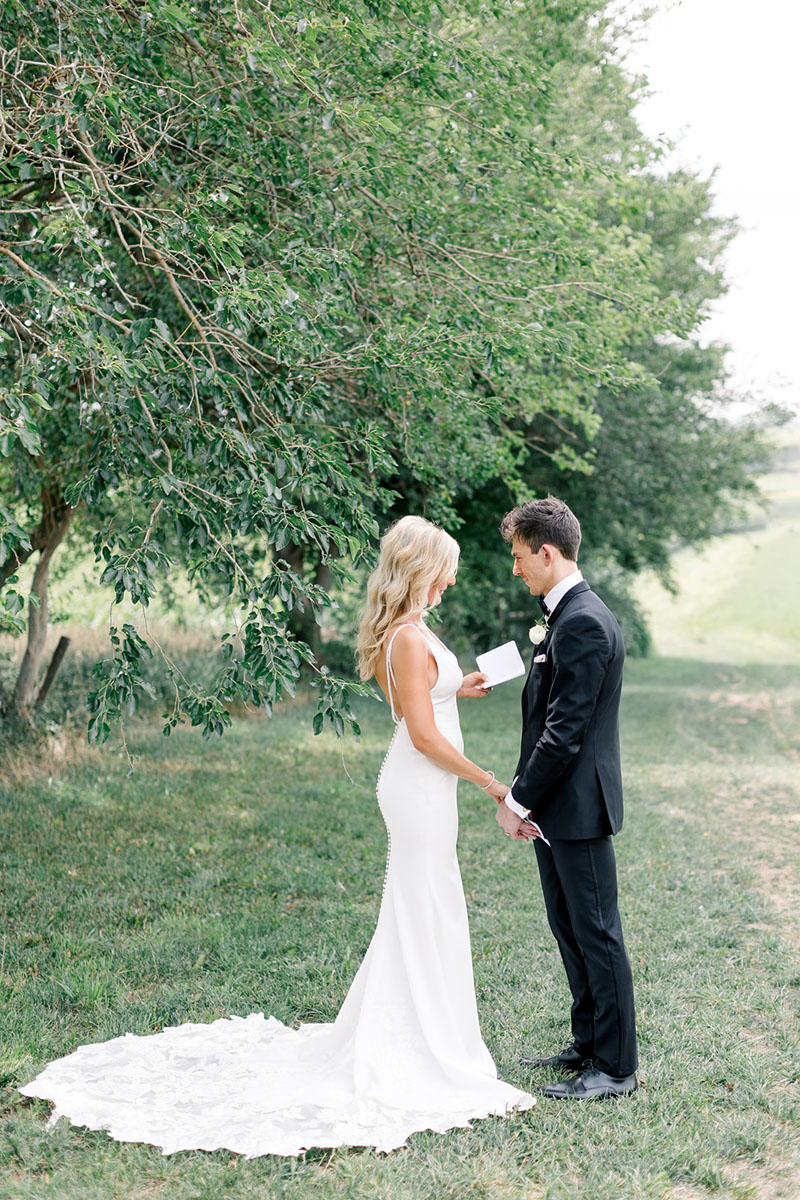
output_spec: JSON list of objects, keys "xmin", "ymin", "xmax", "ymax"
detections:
[
  {"xmin": 0, "ymin": 0, "xmax": 780, "ymax": 734},
  {"xmin": 0, "ymin": 631, "xmax": 220, "ymax": 733},
  {"xmin": 87, "ymin": 625, "xmax": 157, "ymax": 743},
  {"xmin": 427, "ymin": 25, "xmax": 781, "ymax": 655}
]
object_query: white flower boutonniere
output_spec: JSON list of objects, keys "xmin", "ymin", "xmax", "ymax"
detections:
[{"xmin": 528, "ymin": 623, "xmax": 548, "ymax": 646}]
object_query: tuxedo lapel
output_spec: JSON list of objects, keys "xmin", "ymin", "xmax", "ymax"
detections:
[
  {"xmin": 545, "ymin": 580, "xmax": 590, "ymax": 629},
  {"xmin": 523, "ymin": 581, "xmax": 590, "ymax": 706}
]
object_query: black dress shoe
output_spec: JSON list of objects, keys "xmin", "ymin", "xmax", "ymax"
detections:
[
  {"xmin": 519, "ymin": 1042, "xmax": 589, "ymax": 1071},
  {"xmin": 539, "ymin": 1064, "xmax": 638, "ymax": 1100}
]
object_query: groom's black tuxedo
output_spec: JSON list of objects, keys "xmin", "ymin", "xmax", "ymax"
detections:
[
  {"xmin": 513, "ymin": 581, "xmax": 624, "ymax": 838},
  {"xmin": 513, "ymin": 580, "xmax": 637, "ymax": 1078}
]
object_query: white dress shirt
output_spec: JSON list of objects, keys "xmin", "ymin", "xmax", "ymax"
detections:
[{"xmin": 505, "ymin": 569, "xmax": 584, "ymax": 821}]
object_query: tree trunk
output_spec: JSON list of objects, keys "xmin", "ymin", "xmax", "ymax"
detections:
[
  {"xmin": 7, "ymin": 500, "xmax": 76, "ymax": 721},
  {"xmin": 35, "ymin": 635, "xmax": 72, "ymax": 708},
  {"xmin": 0, "ymin": 496, "xmax": 71, "ymax": 588},
  {"xmin": 275, "ymin": 544, "xmax": 334, "ymax": 663}
]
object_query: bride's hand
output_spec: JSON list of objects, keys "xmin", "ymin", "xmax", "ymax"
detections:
[
  {"xmin": 459, "ymin": 672, "xmax": 491, "ymax": 698},
  {"xmin": 484, "ymin": 778, "xmax": 509, "ymax": 804}
]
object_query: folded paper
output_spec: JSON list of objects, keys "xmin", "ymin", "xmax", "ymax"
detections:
[{"xmin": 475, "ymin": 640, "xmax": 526, "ymax": 687}]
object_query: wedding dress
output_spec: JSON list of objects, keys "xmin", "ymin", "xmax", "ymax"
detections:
[{"xmin": 20, "ymin": 622, "xmax": 534, "ymax": 1156}]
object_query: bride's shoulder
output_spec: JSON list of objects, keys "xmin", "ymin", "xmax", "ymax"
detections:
[{"xmin": 383, "ymin": 623, "xmax": 427, "ymax": 657}]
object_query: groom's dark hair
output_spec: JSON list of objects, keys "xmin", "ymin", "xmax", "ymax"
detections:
[{"xmin": 500, "ymin": 497, "xmax": 581, "ymax": 561}]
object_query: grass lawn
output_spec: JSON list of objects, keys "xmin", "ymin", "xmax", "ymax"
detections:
[
  {"xmin": 1, "ymin": 653, "xmax": 799, "ymax": 1200},
  {"xmin": 635, "ymin": 425, "xmax": 800, "ymax": 665}
]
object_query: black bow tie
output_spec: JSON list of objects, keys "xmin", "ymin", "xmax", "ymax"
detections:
[{"xmin": 538, "ymin": 595, "xmax": 550, "ymax": 619}]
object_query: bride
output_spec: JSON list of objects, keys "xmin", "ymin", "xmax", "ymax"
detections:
[{"xmin": 21, "ymin": 515, "xmax": 534, "ymax": 1156}]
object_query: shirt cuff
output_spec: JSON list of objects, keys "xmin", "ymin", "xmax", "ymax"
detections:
[{"xmin": 505, "ymin": 790, "xmax": 530, "ymax": 819}]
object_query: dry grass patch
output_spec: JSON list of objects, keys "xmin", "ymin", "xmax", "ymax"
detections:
[
  {"xmin": 751, "ymin": 861, "xmax": 800, "ymax": 951},
  {"xmin": 0, "ymin": 725, "xmax": 106, "ymax": 788},
  {"xmin": 699, "ymin": 691, "xmax": 800, "ymax": 952},
  {"xmin": 725, "ymin": 1153, "xmax": 800, "ymax": 1199}
]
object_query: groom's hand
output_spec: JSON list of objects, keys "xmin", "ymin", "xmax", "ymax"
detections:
[{"xmin": 496, "ymin": 801, "xmax": 533, "ymax": 840}]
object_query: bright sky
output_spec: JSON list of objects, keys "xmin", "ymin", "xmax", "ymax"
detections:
[{"xmin": 620, "ymin": 0, "xmax": 800, "ymax": 414}]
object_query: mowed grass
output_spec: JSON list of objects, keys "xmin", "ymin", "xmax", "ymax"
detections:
[
  {"xmin": 635, "ymin": 424, "xmax": 800, "ymax": 664},
  {"xmin": 1, "ymin": 656, "xmax": 799, "ymax": 1200}
]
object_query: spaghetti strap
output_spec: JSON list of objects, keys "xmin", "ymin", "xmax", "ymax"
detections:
[{"xmin": 385, "ymin": 623, "xmax": 427, "ymax": 723}]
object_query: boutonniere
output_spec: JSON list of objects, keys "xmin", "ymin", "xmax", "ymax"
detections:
[{"xmin": 528, "ymin": 623, "xmax": 548, "ymax": 646}]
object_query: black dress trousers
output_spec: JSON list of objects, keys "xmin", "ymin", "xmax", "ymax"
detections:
[{"xmin": 534, "ymin": 834, "xmax": 638, "ymax": 1078}]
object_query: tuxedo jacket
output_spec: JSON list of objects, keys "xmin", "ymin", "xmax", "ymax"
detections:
[{"xmin": 513, "ymin": 581, "xmax": 625, "ymax": 840}]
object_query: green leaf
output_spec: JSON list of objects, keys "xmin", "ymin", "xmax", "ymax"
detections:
[{"xmin": 130, "ymin": 318, "xmax": 153, "ymax": 346}]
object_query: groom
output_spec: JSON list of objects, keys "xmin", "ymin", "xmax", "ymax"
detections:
[{"xmin": 495, "ymin": 497, "xmax": 638, "ymax": 1100}]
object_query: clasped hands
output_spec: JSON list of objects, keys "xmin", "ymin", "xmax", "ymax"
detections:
[{"xmin": 484, "ymin": 777, "xmax": 538, "ymax": 842}]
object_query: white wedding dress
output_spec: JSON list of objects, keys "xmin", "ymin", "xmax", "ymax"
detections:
[{"xmin": 20, "ymin": 622, "xmax": 534, "ymax": 1156}]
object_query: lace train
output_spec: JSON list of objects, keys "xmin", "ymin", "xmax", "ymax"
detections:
[{"xmin": 24, "ymin": 1012, "xmax": 532, "ymax": 1156}]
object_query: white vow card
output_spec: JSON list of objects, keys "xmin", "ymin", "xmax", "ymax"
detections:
[
  {"xmin": 523, "ymin": 818, "xmax": 551, "ymax": 847},
  {"xmin": 475, "ymin": 640, "xmax": 526, "ymax": 687}
]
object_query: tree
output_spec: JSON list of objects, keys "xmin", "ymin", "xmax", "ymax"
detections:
[
  {"xmin": 429, "ymin": 10, "xmax": 778, "ymax": 658},
  {"xmin": 0, "ymin": 0, "xmax": 769, "ymax": 738}
]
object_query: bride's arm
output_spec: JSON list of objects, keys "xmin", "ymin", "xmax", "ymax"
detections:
[{"xmin": 389, "ymin": 627, "xmax": 502, "ymax": 794}]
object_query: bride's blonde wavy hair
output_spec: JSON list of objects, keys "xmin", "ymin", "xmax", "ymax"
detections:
[{"xmin": 357, "ymin": 516, "xmax": 460, "ymax": 681}]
